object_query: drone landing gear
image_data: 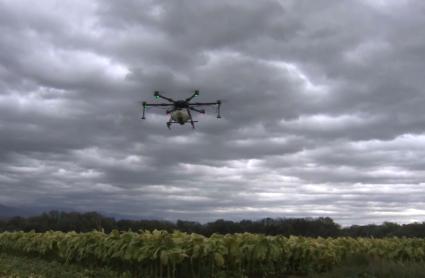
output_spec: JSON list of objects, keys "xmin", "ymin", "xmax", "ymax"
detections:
[
  {"xmin": 186, "ymin": 108, "xmax": 196, "ymax": 129},
  {"xmin": 166, "ymin": 121, "xmax": 198, "ymax": 129}
]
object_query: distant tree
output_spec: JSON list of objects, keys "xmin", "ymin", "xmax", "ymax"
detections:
[
  {"xmin": 398, "ymin": 222, "xmax": 425, "ymax": 237},
  {"xmin": 4, "ymin": 216, "xmax": 26, "ymax": 231},
  {"xmin": 205, "ymin": 219, "xmax": 241, "ymax": 235},
  {"xmin": 176, "ymin": 220, "xmax": 203, "ymax": 234},
  {"xmin": 1, "ymin": 211, "xmax": 425, "ymax": 238}
]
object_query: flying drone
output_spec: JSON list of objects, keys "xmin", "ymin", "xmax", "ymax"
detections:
[{"xmin": 141, "ymin": 90, "xmax": 222, "ymax": 129}]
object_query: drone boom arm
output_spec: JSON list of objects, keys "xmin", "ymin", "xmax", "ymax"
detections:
[
  {"xmin": 144, "ymin": 103, "xmax": 174, "ymax": 107},
  {"xmin": 141, "ymin": 102, "xmax": 173, "ymax": 119},
  {"xmin": 154, "ymin": 91, "xmax": 175, "ymax": 102},
  {"xmin": 185, "ymin": 89, "xmax": 200, "ymax": 102},
  {"xmin": 189, "ymin": 107, "xmax": 205, "ymax": 114},
  {"xmin": 189, "ymin": 100, "xmax": 222, "ymax": 118},
  {"xmin": 188, "ymin": 102, "xmax": 219, "ymax": 106}
]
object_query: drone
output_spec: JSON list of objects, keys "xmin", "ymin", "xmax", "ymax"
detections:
[{"xmin": 141, "ymin": 90, "xmax": 222, "ymax": 129}]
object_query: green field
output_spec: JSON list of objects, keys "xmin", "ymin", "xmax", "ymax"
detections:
[
  {"xmin": 0, "ymin": 252, "xmax": 127, "ymax": 278},
  {"xmin": 2, "ymin": 253, "xmax": 425, "ymax": 278},
  {"xmin": 2, "ymin": 230, "xmax": 425, "ymax": 277}
]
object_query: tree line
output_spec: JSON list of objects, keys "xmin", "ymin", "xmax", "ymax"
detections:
[{"xmin": 1, "ymin": 211, "xmax": 425, "ymax": 238}]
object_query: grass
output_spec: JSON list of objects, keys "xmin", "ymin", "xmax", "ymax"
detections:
[
  {"xmin": 0, "ymin": 252, "xmax": 129, "ymax": 278},
  {"xmin": 308, "ymin": 257, "xmax": 425, "ymax": 278},
  {"xmin": 2, "ymin": 252, "xmax": 425, "ymax": 278}
]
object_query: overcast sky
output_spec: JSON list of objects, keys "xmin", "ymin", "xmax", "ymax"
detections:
[{"xmin": 1, "ymin": 0, "xmax": 425, "ymax": 225}]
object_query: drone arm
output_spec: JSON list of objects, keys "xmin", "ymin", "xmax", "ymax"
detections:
[
  {"xmin": 144, "ymin": 103, "xmax": 174, "ymax": 107},
  {"xmin": 189, "ymin": 107, "xmax": 205, "ymax": 114},
  {"xmin": 188, "ymin": 102, "xmax": 219, "ymax": 106},
  {"xmin": 166, "ymin": 107, "xmax": 177, "ymax": 114},
  {"xmin": 154, "ymin": 91, "xmax": 175, "ymax": 103},
  {"xmin": 189, "ymin": 100, "xmax": 221, "ymax": 118},
  {"xmin": 141, "ymin": 102, "xmax": 173, "ymax": 119},
  {"xmin": 185, "ymin": 90, "xmax": 200, "ymax": 102}
]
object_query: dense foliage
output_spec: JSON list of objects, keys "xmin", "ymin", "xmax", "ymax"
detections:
[
  {"xmin": 3, "ymin": 248, "xmax": 425, "ymax": 278},
  {"xmin": 312, "ymin": 259, "xmax": 425, "ymax": 278},
  {"xmin": 1, "ymin": 230, "xmax": 425, "ymax": 277},
  {"xmin": 0, "ymin": 252, "xmax": 126, "ymax": 278},
  {"xmin": 1, "ymin": 211, "xmax": 425, "ymax": 238}
]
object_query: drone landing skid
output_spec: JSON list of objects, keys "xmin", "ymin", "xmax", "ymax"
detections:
[{"xmin": 166, "ymin": 121, "xmax": 199, "ymax": 129}]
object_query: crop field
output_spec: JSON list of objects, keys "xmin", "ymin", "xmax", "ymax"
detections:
[
  {"xmin": 1, "ymin": 230, "xmax": 425, "ymax": 277},
  {"xmin": 0, "ymin": 252, "xmax": 124, "ymax": 278}
]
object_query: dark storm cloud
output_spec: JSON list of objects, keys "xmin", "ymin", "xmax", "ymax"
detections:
[{"xmin": 1, "ymin": 0, "xmax": 425, "ymax": 225}]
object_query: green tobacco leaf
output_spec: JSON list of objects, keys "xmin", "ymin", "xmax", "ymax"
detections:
[{"xmin": 214, "ymin": 252, "xmax": 225, "ymax": 267}]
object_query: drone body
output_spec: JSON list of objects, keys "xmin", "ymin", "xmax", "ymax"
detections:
[
  {"xmin": 141, "ymin": 90, "xmax": 221, "ymax": 129},
  {"xmin": 171, "ymin": 110, "xmax": 190, "ymax": 125}
]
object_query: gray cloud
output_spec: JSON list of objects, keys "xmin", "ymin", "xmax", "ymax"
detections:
[{"xmin": 1, "ymin": 0, "xmax": 425, "ymax": 225}]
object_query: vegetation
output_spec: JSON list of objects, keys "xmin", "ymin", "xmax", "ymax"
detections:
[
  {"xmin": 2, "ymin": 211, "xmax": 425, "ymax": 238},
  {"xmin": 3, "ymin": 253, "xmax": 425, "ymax": 278},
  {"xmin": 1, "ymin": 230, "xmax": 425, "ymax": 277},
  {"xmin": 0, "ymin": 252, "xmax": 127, "ymax": 278},
  {"xmin": 310, "ymin": 258, "xmax": 425, "ymax": 278},
  {"xmin": 2, "ymin": 212, "xmax": 425, "ymax": 276}
]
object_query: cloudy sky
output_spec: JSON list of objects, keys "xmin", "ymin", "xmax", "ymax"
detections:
[{"xmin": 1, "ymin": 0, "xmax": 425, "ymax": 225}]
